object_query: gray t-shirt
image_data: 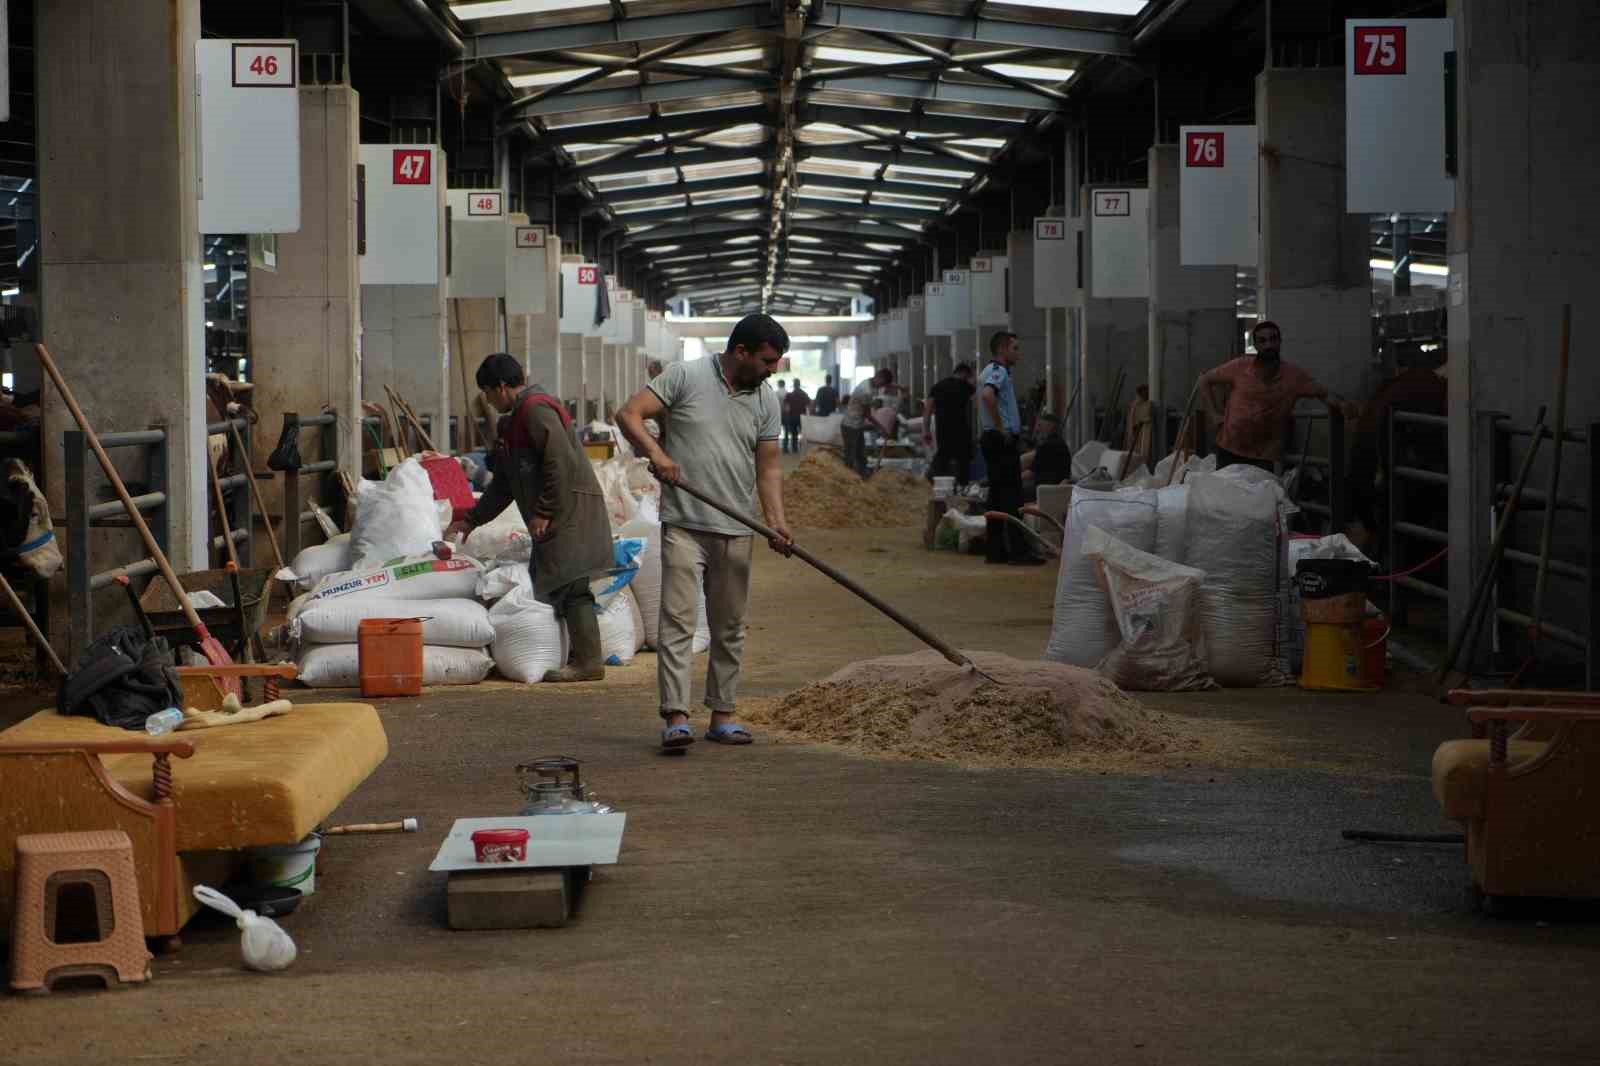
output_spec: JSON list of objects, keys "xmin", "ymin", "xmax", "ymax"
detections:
[
  {"xmin": 840, "ymin": 379, "xmax": 876, "ymax": 430},
  {"xmin": 649, "ymin": 354, "xmax": 781, "ymax": 537}
]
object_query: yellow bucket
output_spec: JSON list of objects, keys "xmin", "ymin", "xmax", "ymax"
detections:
[{"xmin": 1299, "ymin": 621, "xmax": 1379, "ymax": 692}]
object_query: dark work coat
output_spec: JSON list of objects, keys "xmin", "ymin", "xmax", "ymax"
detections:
[{"xmin": 467, "ymin": 391, "xmax": 612, "ymax": 602}]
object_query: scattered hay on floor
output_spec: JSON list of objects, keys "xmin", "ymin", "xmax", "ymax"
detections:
[
  {"xmin": 783, "ymin": 451, "xmax": 929, "ymax": 529},
  {"xmin": 746, "ymin": 649, "xmax": 1222, "ymax": 770}
]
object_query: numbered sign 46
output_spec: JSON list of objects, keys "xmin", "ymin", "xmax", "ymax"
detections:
[
  {"xmin": 514, "ymin": 226, "xmax": 546, "ymax": 249},
  {"xmin": 1185, "ymin": 132, "xmax": 1224, "ymax": 168},
  {"xmin": 232, "ymin": 42, "xmax": 295, "ymax": 87},
  {"xmin": 393, "ymin": 149, "xmax": 432, "ymax": 186},
  {"xmin": 467, "ymin": 191, "xmax": 503, "ymax": 216},
  {"xmin": 1354, "ymin": 26, "xmax": 1406, "ymax": 74},
  {"xmin": 1035, "ymin": 218, "xmax": 1066, "ymax": 241},
  {"xmin": 1093, "ymin": 190, "xmax": 1132, "ymax": 217},
  {"xmin": 578, "ymin": 266, "xmax": 598, "ymax": 286}
]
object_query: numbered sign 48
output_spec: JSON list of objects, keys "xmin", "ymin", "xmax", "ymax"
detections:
[
  {"xmin": 1093, "ymin": 190, "xmax": 1132, "ymax": 217},
  {"xmin": 1185, "ymin": 132, "xmax": 1224, "ymax": 168},
  {"xmin": 232, "ymin": 42, "xmax": 295, "ymax": 87},
  {"xmin": 1035, "ymin": 218, "xmax": 1066, "ymax": 241},
  {"xmin": 578, "ymin": 266, "xmax": 598, "ymax": 286},
  {"xmin": 1354, "ymin": 26, "xmax": 1406, "ymax": 74},
  {"xmin": 467, "ymin": 191, "xmax": 503, "ymax": 216},
  {"xmin": 393, "ymin": 149, "xmax": 432, "ymax": 186}
]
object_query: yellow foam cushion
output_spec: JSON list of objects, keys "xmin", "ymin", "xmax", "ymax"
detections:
[
  {"xmin": 0, "ymin": 703, "xmax": 388, "ymax": 851},
  {"xmin": 1430, "ymin": 738, "xmax": 1548, "ymax": 820}
]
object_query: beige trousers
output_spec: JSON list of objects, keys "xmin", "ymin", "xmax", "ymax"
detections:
[{"xmin": 657, "ymin": 525, "xmax": 753, "ymax": 717}]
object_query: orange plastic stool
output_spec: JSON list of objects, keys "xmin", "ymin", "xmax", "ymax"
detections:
[{"xmin": 9, "ymin": 830, "xmax": 153, "ymax": 994}]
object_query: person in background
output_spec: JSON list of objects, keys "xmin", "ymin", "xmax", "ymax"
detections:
[
  {"xmin": 781, "ymin": 377, "xmax": 811, "ymax": 454},
  {"xmin": 1021, "ymin": 411, "xmax": 1071, "ymax": 500},
  {"xmin": 1122, "ymin": 385, "xmax": 1153, "ymax": 474},
  {"xmin": 1196, "ymin": 320, "xmax": 1355, "ymax": 471},
  {"xmin": 1346, "ymin": 343, "xmax": 1447, "ymax": 553},
  {"xmin": 840, "ymin": 367, "xmax": 892, "ymax": 478},
  {"xmin": 446, "ymin": 354, "xmax": 613, "ymax": 683},
  {"xmin": 647, "ymin": 359, "xmax": 664, "ymax": 381},
  {"xmin": 923, "ymin": 362, "xmax": 976, "ymax": 487},
  {"xmin": 978, "ymin": 332, "xmax": 1043, "ymax": 566},
  {"xmin": 813, "ymin": 372, "xmax": 839, "ymax": 417},
  {"xmin": 615, "ymin": 313, "xmax": 794, "ymax": 750}
]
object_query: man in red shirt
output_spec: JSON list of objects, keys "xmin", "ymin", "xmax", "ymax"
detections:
[
  {"xmin": 780, "ymin": 378, "xmax": 811, "ymax": 454},
  {"xmin": 1196, "ymin": 320, "xmax": 1353, "ymax": 471}
]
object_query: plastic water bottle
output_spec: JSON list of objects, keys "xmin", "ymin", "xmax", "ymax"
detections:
[{"xmin": 144, "ymin": 707, "xmax": 184, "ymax": 736}]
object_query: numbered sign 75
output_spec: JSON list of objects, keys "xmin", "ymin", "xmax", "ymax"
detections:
[
  {"xmin": 393, "ymin": 149, "xmax": 432, "ymax": 186},
  {"xmin": 1354, "ymin": 26, "xmax": 1406, "ymax": 74},
  {"xmin": 1185, "ymin": 132, "xmax": 1224, "ymax": 168}
]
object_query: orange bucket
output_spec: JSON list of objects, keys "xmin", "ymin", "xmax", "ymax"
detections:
[{"xmin": 358, "ymin": 618, "xmax": 424, "ymax": 698}]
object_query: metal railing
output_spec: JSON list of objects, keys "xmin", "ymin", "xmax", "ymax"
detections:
[
  {"xmin": 277, "ymin": 411, "xmax": 348, "ymax": 560},
  {"xmin": 208, "ymin": 417, "xmax": 253, "ymax": 569},
  {"xmin": 1286, "ymin": 409, "xmax": 1347, "ymax": 534},
  {"xmin": 1385, "ymin": 409, "xmax": 1451, "ymax": 645}
]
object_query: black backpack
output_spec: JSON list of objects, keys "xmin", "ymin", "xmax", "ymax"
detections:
[{"xmin": 57, "ymin": 625, "xmax": 184, "ymax": 730}]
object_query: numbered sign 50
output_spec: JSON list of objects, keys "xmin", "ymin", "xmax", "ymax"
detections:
[
  {"xmin": 577, "ymin": 266, "xmax": 598, "ymax": 285},
  {"xmin": 232, "ymin": 42, "xmax": 296, "ymax": 87},
  {"xmin": 1185, "ymin": 132, "xmax": 1225, "ymax": 168},
  {"xmin": 393, "ymin": 149, "xmax": 432, "ymax": 186},
  {"xmin": 467, "ymin": 191, "xmax": 503, "ymax": 216},
  {"xmin": 1093, "ymin": 190, "xmax": 1132, "ymax": 217},
  {"xmin": 1354, "ymin": 26, "xmax": 1406, "ymax": 74},
  {"xmin": 1035, "ymin": 219, "xmax": 1066, "ymax": 241}
]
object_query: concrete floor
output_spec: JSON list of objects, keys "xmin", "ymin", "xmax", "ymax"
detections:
[{"xmin": 5, "ymin": 519, "xmax": 1600, "ymax": 1064}]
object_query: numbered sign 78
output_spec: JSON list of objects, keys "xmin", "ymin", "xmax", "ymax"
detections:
[
  {"xmin": 1185, "ymin": 132, "xmax": 1224, "ymax": 168},
  {"xmin": 1354, "ymin": 26, "xmax": 1406, "ymax": 74}
]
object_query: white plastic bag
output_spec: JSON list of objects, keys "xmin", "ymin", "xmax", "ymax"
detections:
[
  {"xmin": 1082, "ymin": 526, "xmax": 1215, "ymax": 692},
  {"xmin": 1182, "ymin": 473, "xmax": 1289, "ymax": 687},
  {"xmin": 477, "ymin": 563, "xmax": 532, "ymax": 603},
  {"xmin": 294, "ymin": 597, "xmax": 493, "ymax": 648},
  {"xmin": 1044, "ymin": 488, "xmax": 1159, "ymax": 667},
  {"xmin": 620, "ymin": 517, "xmax": 663, "ymax": 647},
  {"xmin": 489, "ymin": 585, "xmax": 568, "ymax": 683},
  {"xmin": 350, "ymin": 458, "xmax": 442, "ymax": 567},
  {"xmin": 301, "ymin": 554, "xmax": 484, "ymax": 609},
  {"xmin": 277, "ymin": 533, "xmax": 353, "ymax": 590},
  {"xmin": 597, "ymin": 593, "xmax": 637, "ymax": 665},
  {"xmin": 801, "ymin": 413, "xmax": 844, "ymax": 447},
  {"xmin": 297, "ymin": 644, "xmax": 493, "ymax": 687},
  {"xmin": 192, "ymin": 885, "xmax": 297, "ymax": 972},
  {"xmin": 464, "ymin": 502, "xmax": 533, "ymax": 566}
]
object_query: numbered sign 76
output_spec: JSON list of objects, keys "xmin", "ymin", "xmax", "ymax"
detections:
[{"xmin": 1185, "ymin": 132, "xmax": 1224, "ymax": 168}]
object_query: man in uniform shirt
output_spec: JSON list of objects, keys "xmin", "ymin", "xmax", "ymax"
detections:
[{"xmin": 978, "ymin": 332, "xmax": 1042, "ymax": 565}]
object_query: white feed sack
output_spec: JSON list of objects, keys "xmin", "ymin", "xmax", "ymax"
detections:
[
  {"xmin": 802, "ymin": 413, "xmax": 844, "ymax": 448},
  {"xmin": 277, "ymin": 533, "xmax": 353, "ymax": 591},
  {"xmin": 297, "ymin": 645, "xmax": 493, "ymax": 688},
  {"xmin": 464, "ymin": 502, "xmax": 533, "ymax": 566},
  {"xmin": 299, "ymin": 555, "xmax": 485, "ymax": 609},
  {"xmin": 1181, "ymin": 473, "xmax": 1290, "ymax": 687},
  {"xmin": 1082, "ymin": 525, "xmax": 1215, "ymax": 692},
  {"xmin": 598, "ymin": 592, "xmax": 638, "ymax": 666},
  {"xmin": 489, "ymin": 585, "xmax": 569, "ymax": 684},
  {"xmin": 619, "ymin": 517, "xmax": 663, "ymax": 646},
  {"xmin": 1044, "ymin": 488, "xmax": 1159, "ymax": 667},
  {"xmin": 294, "ymin": 597, "xmax": 494, "ymax": 648},
  {"xmin": 350, "ymin": 458, "xmax": 443, "ymax": 567}
]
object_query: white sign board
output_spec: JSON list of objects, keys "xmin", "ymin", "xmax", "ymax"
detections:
[
  {"xmin": 1031, "ymin": 218, "xmax": 1073, "ymax": 308},
  {"xmin": 604, "ymin": 289, "xmax": 636, "ymax": 345},
  {"xmin": 1346, "ymin": 19, "xmax": 1456, "ymax": 213},
  {"xmin": 359, "ymin": 144, "xmax": 441, "ymax": 286},
  {"xmin": 559, "ymin": 262, "xmax": 601, "ymax": 335},
  {"xmin": 446, "ymin": 189, "xmax": 506, "ymax": 298},
  {"xmin": 906, "ymin": 295, "xmax": 926, "ymax": 347},
  {"xmin": 932, "ymin": 270, "xmax": 973, "ymax": 333},
  {"xmin": 1180, "ymin": 125, "xmax": 1259, "ymax": 266},
  {"xmin": 197, "ymin": 40, "xmax": 300, "ymax": 234},
  {"xmin": 505, "ymin": 223, "xmax": 548, "ymax": 314},
  {"xmin": 923, "ymin": 283, "xmax": 949, "ymax": 336},
  {"xmin": 1088, "ymin": 188, "xmax": 1150, "ymax": 299},
  {"xmin": 970, "ymin": 255, "xmax": 1009, "ymax": 327},
  {"xmin": 887, "ymin": 308, "xmax": 908, "ymax": 353}
]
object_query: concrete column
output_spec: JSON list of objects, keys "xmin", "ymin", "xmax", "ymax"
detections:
[
  {"xmin": 448, "ymin": 297, "xmax": 498, "ymax": 446},
  {"xmin": 252, "ymin": 86, "xmax": 361, "ymax": 506},
  {"xmin": 582, "ymin": 335, "xmax": 603, "ymax": 423},
  {"xmin": 559, "ymin": 334, "xmax": 582, "ymax": 409},
  {"xmin": 1446, "ymin": 0, "xmax": 1600, "ymax": 649},
  {"xmin": 1256, "ymin": 67, "xmax": 1371, "ymax": 399},
  {"xmin": 933, "ymin": 334, "xmax": 952, "ymax": 376},
  {"xmin": 1006, "ymin": 230, "xmax": 1047, "ymax": 406},
  {"xmin": 1147, "ymin": 143, "xmax": 1238, "ymax": 459},
  {"xmin": 39, "ymin": 0, "xmax": 207, "ymax": 569},
  {"xmin": 362, "ymin": 284, "xmax": 447, "ymax": 449},
  {"xmin": 954, "ymin": 328, "xmax": 977, "ymax": 371},
  {"xmin": 526, "ymin": 240, "xmax": 562, "ymax": 394}
]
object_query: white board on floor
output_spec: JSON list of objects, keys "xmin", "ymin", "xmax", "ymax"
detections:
[
  {"xmin": 559, "ymin": 262, "xmax": 601, "ymax": 335},
  {"xmin": 1032, "ymin": 218, "xmax": 1072, "ymax": 308},
  {"xmin": 1346, "ymin": 18, "xmax": 1455, "ymax": 213},
  {"xmin": 970, "ymin": 255, "xmax": 1010, "ymax": 327},
  {"xmin": 1180, "ymin": 125, "xmax": 1260, "ymax": 266},
  {"xmin": 1088, "ymin": 187, "xmax": 1150, "ymax": 299},
  {"xmin": 359, "ymin": 144, "xmax": 442, "ymax": 285},
  {"xmin": 506, "ymin": 222, "xmax": 549, "ymax": 314},
  {"xmin": 446, "ymin": 189, "xmax": 506, "ymax": 298},
  {"xmin": 197, "ymin": 40, "xmax": 300, "ymax": 234}
]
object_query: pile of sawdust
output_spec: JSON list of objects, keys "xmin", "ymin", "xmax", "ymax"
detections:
[
  {"xmin": 746, "ymin": 650, "xmax": 1216, "ymax": 769},
  {"xmin": 784, "ymin": 451, "xmax": 929, "ymax": 528}
]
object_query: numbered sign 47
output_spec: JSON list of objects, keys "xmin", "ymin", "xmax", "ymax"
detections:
[
  {"xmin": 393, "ymin": 149, "xmax": 432, "ymax": 186},
  {"xmin": 467, "ymin": 191, "xmax": 503, "ymax": 216},
  {"xmin": 1185, "ymin": 132, "xmax": 1225, "ymax": 168},
  {"xmin": 1093, "ymin": 190, "xmax": 1132, "ymax": 217},
  {"xmin": 232, "ymin": 42, "xmax": 296, "ymax": 87},
  {"xmin": 1353, "ymin": 25, "xmax": 1406, "ymax": 74}
]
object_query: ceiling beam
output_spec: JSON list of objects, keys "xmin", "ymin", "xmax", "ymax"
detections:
[
  {"xmin": 618, "ymin": 219, "xmax": 764, "ymax": 245},
  {"xmin": 803, "ymin": 72, "xmax": 1065, "ymax": 112},
  {"xmin": 534, "ymin": 106, "xmax": 772, "ymax": 146},
  {"xmin": 604, "ymin": 171, "xmax": 771, "ymax": 206},
  {"xmin": 499, "ymin": 32, "xmax": 721, "ymax": 117},
  {"xmin": 510, "ymin": 75, "xmax": 775, "ymax": 118},
  {"xmin": 468, "ymin": 3, "xmax": 775, "ymax": 59},
  {"xmin": 809, "ymin": 2, "xmax": 1134, "ymax": 57},
  {"xmin": 793, "ymin": 171, "xmax": 960, "ymax": 199},
  {"xmin": 801, "ymin": 103, "xmax": 1032, "ymax": 138},
  {"xmin": 788, "ymin": 218, "xmax": 925, "ymax": 243},
  {"xmin": 570, "ymin": 142, "xmax": 765, "ymax": 183}
]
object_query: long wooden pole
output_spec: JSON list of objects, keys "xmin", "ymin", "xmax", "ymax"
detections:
[
  {"xmin": 226, "ymin": 421, "xmax": 286, "ymax": 572},
  {"xmin": 1527, "ymin": 304, "xmax": 1572, "ymax": 650},
  {"xmin": 207, "ymin": 448, "xmax": 240, "ymax": 569},
  {"xmin": 0, "ymin": 571, "xmax": 66, "ymax": 675}
]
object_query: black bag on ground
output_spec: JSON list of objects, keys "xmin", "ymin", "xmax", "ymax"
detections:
[{"xmin": 57, "ymin": 625, "xmax": 184, "ymax": 730}]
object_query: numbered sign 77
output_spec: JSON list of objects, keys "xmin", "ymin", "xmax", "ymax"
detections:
[
  {"xmin": 1354, "ymin": 26, "xmax": 1406, "ymax": 74},
  {"xmin": 1093, "ymin": 191, "xmax": 1132, "ymax": 217},
  {"xmin": 393, "ymin": 149, "xmax": 431, "ymax": 186}
]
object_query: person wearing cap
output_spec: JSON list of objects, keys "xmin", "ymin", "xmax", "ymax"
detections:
[
  {"xmin": 445, "ymin": 353, "xmax": 613, "ymax": 682},
  {"xmin": 1021, "ymin": 410, "xmax": 1071, "ymax": 500},
  {"xmin": 1196, "ymin": 321, "xmax": 1356, "ymax": 471},
  {"xmin": 616, "ymin": 313, "xmax": 794, "ymax": 750}
]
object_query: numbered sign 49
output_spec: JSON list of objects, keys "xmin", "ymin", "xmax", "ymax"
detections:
[
  {"xmin": 232, "ymin": 42, "xmax": 295, "ymax": 87},
  {"xmin": 578, "ymin": 266, "xmax": 598, "ymax": 286},
  {"xmin": 393, "ymin": 149, "xmax": 432, "ymax": 186},
  {"xmin": 1093, "ymin": 190, "xmax": 1132, "ymax": 217},
  {"xmin": 514, "ymin": 226, "xmax": 546, "ymax": 249},
  {"xmin": 467, "ymin": 191, "xmax": 503, "ymax": 216},
  {"xmin": 1035, "ymin": 218, "xmax": 1066, "ymax": 241},
  {"xmin": 1185, "ymin": 132, "xmax": 1224, "ymax": 168},
  {"xmin": 1353, "ymin": 25, "xmax": 1406, "ymax": 74}
]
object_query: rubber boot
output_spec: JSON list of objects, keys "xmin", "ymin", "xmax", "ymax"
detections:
[{"xmin": 543, "ymin": 597, "xmax": 606, "ymax": 683}]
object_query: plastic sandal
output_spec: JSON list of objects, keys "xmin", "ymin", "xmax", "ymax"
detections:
[
  {"xmin": 661, "ymin": 721, "xmax": 695, "ymax": 749},
  {"xmin": 704, "ymin": 722, "xmax": 753, "ymax": 745}
]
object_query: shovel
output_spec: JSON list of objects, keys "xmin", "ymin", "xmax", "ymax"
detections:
[
  {"xmin": 665, "ymin": 474, "xmax": 997, "ymax": 683},
  {"xmin": 35, "ymin": 343, "xmax": 238, "ymax": 686}
]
